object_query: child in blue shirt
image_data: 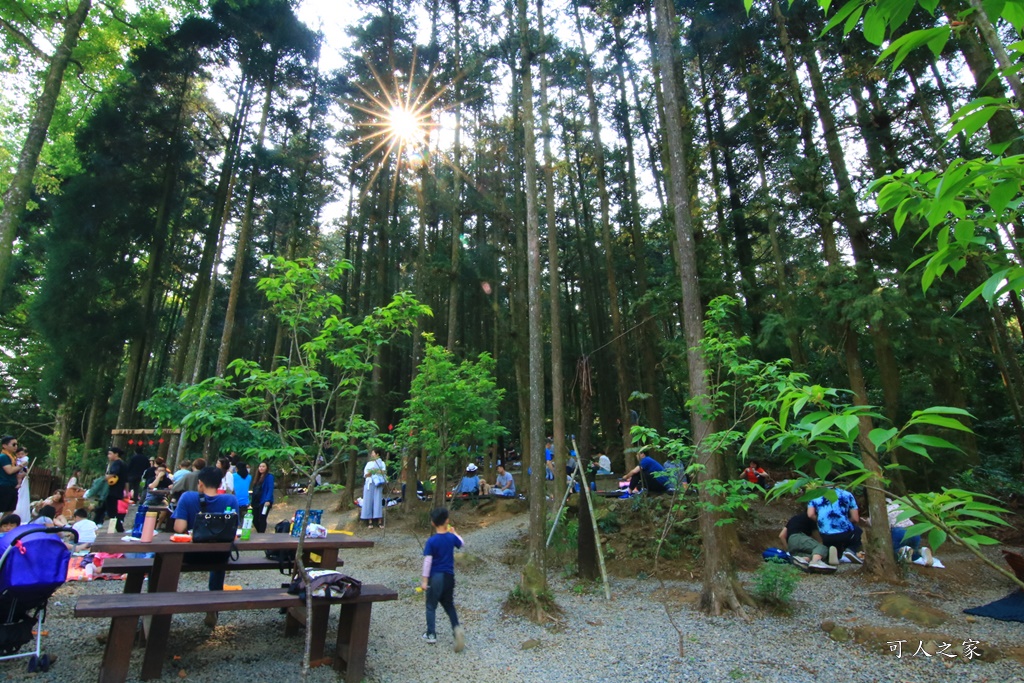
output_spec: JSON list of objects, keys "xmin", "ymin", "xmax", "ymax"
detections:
[{"xmin": 421, "ymin": 507, "xmax": 465, "ymax": 651}]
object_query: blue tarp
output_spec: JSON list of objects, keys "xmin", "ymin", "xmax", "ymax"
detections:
[{"xmin": 963, "ymin": 590, "xmax": 1024, "ymax": 623}]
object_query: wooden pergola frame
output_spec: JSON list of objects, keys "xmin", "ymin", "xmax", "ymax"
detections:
[{"xmin": 110, "ymin": 429, "xmax": 181, "ymax": 436}]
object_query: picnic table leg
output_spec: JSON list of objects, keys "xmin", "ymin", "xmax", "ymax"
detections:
[
  {"xmin": 333, "ymin": 603, "xmax": 372, "ymax": 682},
  {"xmin": 123, "ymin": 570, "xmax": 145, "ymax": 594},
  {"xmin": 140, "ymin": 553, "xmax": 183, "ymax": 680},
  {"xmin": 308, "ymin": 602, "xmax": 331, "ymax": 663},
  {"xmin": 321, "ymin": 547, "xmax": 339, "ymax": 568},
  {"xmin": 97, "ymin": 616, "xmax": 137, "ymax": 683},
  {"xmin": 286, "ymin": 549, "xmax": 339, "ymax": 640}
]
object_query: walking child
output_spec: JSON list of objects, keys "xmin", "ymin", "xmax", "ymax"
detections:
[{"xmin": 421, "ymin": 507, "xmax": 466, "ymax": 652}]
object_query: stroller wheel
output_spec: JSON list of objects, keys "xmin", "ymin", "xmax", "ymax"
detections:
[
  {"xmin": 39, "ymin": 654, "xmax": 51, "ymax": 672},
  {"xmin": 27, "ymin": 654, "xmax": 38, "ymax": 673}
]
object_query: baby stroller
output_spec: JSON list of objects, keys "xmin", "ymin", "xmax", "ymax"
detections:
[{"xmin": 0, "ymin": 525, "xmax": 75, "ymax": 672}]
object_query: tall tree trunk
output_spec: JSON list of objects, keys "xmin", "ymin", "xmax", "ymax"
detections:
[
  {"xmin": 771, "ymin": 0, "xmax": 839, "ymax": 264},
  {"xmin": 446, "ymin": 0, "xmax": 464, "ymax": 351},
  {"xmin": 173, "ymin": 74, "xmax": 254, "ymax": 382},
  {"xmin": 538, "ymin": 0, "xmax": 567, "ymax": 489},
  {"xmin": 654, "ymin": 0, "xmax": 751, "ymax": 615},
  {"xmin": 613, "ymin": 20, "xmax": 664, "ymax": 434},
  {"xmin": 217, "ymin": 66, "xmax": 277, "ymax": 376},
  {"xmin": 710, "ymin": 71, "xmax": 760, "ymax": 327},
  {"xmin": 946, "ymin": 3, "xmax": 1024, "ymax": 155},
  {"xmin": 803, "ymin": 45, "xmax": 902, "ymax": 425},
  {"xmin": 518, "ymin": 0, "xmax": 548, "ymax": 601},
  {"xmin": 55, "ymin": 402, "xmax": 72, "ymax": 476},
  {"xmin": 572, "ymin": 0, "xmax": 635, "ymax": 467},
  {"xmin": 0, "ymin": 0, "xmax": 92, "ymax": 302},
  {"xmin": 801, "ymin": 41, "xmax": 898, "ymax": 579}
]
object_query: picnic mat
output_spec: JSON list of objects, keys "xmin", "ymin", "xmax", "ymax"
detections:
[{"xmin": 963, "ymin": 590, "xmax": 1024, "ymax": 623}]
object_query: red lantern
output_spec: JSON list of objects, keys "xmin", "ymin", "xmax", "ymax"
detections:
[
  {"xmin": 128, "ymin": 439, "xmax": 134, "ymax": 445},
  {"xmin": 388, "ymin": 424, "xmax": 393, "ymax": 431},
  {"xmin": 148, "ymin": 440, "xmax": 154, "ymax": 445},
  {"xmin": 158, "ymin": 438, "xmax": 164, "ymax": 444}
]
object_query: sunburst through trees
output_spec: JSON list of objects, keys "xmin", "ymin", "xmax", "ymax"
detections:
[{"xmin": 349, "ymin": 58, "xmax": 449, "ymax": 196}]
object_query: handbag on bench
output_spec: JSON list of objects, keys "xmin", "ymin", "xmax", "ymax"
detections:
[
  {"xmin": 288, "ymin": 569, "xmax": 361, "ymax": 600},
  {"xmin": 192, "ymin": 495, "xmax": 238, "ymax": 543}
]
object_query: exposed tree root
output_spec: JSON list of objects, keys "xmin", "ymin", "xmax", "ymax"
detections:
[{"xmin": 700, "ymin": 574, "xmax": 756, "ymax": 619}]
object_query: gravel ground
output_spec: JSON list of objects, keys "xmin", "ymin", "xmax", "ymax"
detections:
[{"xmin": 8, "ymin": 511, "xmax": 1024, "ymax": 683}]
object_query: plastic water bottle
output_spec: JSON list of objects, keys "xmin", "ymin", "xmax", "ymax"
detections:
[
  {"xmin": 131, "ymin": 504, "xmax": 149, "ymax": 538},
  {"xmin": 241, "ymin": 508, "xmax": 253, "ymax": 540}
]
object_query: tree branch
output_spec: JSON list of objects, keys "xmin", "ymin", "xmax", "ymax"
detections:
[{"xmin": 0, "ymin": 16, "xmax": 49, "ymax": 61}]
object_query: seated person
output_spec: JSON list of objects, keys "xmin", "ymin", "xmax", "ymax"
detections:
[
  {"xmin": 172, "ymin": 466, "xmax": 238, "ymax": 627},
  {"xmin": 594, "ymin": 452, "xmax": 612, "ymax": 475},
  {"xmin": 172, "ymin": 459, "xmax": 192, "ymax": 482},
  {"xmin": 32, "ymin": 490, "xmax": 68, "ymax": 526},
  {"xmin": 807, "ymin": 487, "xmax": 864, "ymax": 565},
  {"xmin": 29, "ymin": 504, "xmax": 57, "ymax": 528},
  {"xmin": 455, "ymin": 464, "xmax": 481, "ymax": 495},
  {"xmin": 0, "ymin": 514, "xmax": 20, "ymax": 535},
  {"xmin": 779, "ymin": 511, "xmax": 834, "ymax": 571},
  {"xmin": 481, "ymin": 465, "xmax": 516, "ymax": 496},
  {"xmin": 621, "ymin": 453, "xmax": 672, "ymax": 494},
  {"xmin": 741, "ymin": 460, "xmax": 769, "ymax": 489},
  {"xmin": 886, "ymin": 498, "xmax": 932, "ymax": 565},
  {"xmin": 144, "ymin": 463, "xmax": 175, "ymax": 506},
  {"xmin": 68, "ymin": 507, "xmax": 98, "ymax": 550}
]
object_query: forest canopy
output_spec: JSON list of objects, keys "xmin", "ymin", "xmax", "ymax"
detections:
[{"xmin": 0, "ymin": 0, "xmax": 1021, "ymax": 556}]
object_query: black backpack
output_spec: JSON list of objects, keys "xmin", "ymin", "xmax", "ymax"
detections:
[{"xmin": 265, "ymin": 520, "xmax": 295, "ymax": 572}]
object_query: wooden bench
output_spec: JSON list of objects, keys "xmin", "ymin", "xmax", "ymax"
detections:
[
  {"xmin": 101, "ymin": 555, "xmax": 317, "ymax": 593},
  {"xmin": 76, "ymin": 584, "xmax": 397, "ymax": 683}
]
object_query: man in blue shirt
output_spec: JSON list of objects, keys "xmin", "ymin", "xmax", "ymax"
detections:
[
  {"xmin": 622, "ymin": 453, "xmax": 672, "ymax": 494},
  {"xmin": 807, "ymin": 487, "xmax": 863, "ymax": 566},
  {"xmin": 173, "ymin": 466, "xmax": 238, "ymax": 624}
]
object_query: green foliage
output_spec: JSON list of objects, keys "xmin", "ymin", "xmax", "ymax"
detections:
[
  {"xmin": 630, "ymin": 297, "xmax": 786, "ymax": 523},
  {"xmin": 955, "ymin": 465, "xmax": 1024, "ymax": 500},
  {"xmin": 815, "ymin": 0, "xmax": 1024, "ymax": 307},
  {"xmin": 546, "ymin": 510, "xmax": 578, "ymax": 571},
  {"xmin": 314, "ymin": 483, "xmax": 346, "ymax": 494},
  {"xmin": 140, "ymin": 257, "xmax": 429, "ymax": 479},
  {"xmin": 396, "ymin": 339, "xmax": 506, "ymax": 481},
  {"xmin": 752, "ymin": 561, "xmax": 800, "ymax": 608},
  {"xmin": 896, "ymin": 489, "xmax": 1011, "ymax": 552}
]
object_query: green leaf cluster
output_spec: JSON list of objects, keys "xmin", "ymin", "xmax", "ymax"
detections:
[
  {"xmin": 396, "ymin": 339, "xmax": 507, "ymax": 477},
  {"xmin": 140, "ymin": 257, "xmax": 430, "ymax": 477},
  {"xmin": 814, "ymin": 0, "xmax": 1024, "ymax": 307}
]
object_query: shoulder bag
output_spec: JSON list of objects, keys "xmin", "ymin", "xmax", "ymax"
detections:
[{"xmin": 192, "ymin": 495, "xmax": 238, "ymax": 543}]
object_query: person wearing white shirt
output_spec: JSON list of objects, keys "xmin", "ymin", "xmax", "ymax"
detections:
[
  {"xmin": 69, "ymin": 508, "xmax": 99, "ymax": 549},
  {"xmin": 217, "ymin": 457, "xmax": 235, "ymax": 494}
]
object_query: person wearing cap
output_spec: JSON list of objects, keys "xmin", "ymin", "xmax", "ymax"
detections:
[{"xmin": 455, "ymin": 464, "xmax": 481, "ymax": 496}]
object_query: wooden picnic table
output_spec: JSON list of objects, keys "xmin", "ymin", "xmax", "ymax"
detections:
[{"xmin": 86, "ymin": 532, "xmax": 374, "ymax": 681}]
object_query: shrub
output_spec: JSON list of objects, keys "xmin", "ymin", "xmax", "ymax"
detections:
[{"xmin": 752, "ymin": 561, "xmax": 800, "ymax": 609}]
